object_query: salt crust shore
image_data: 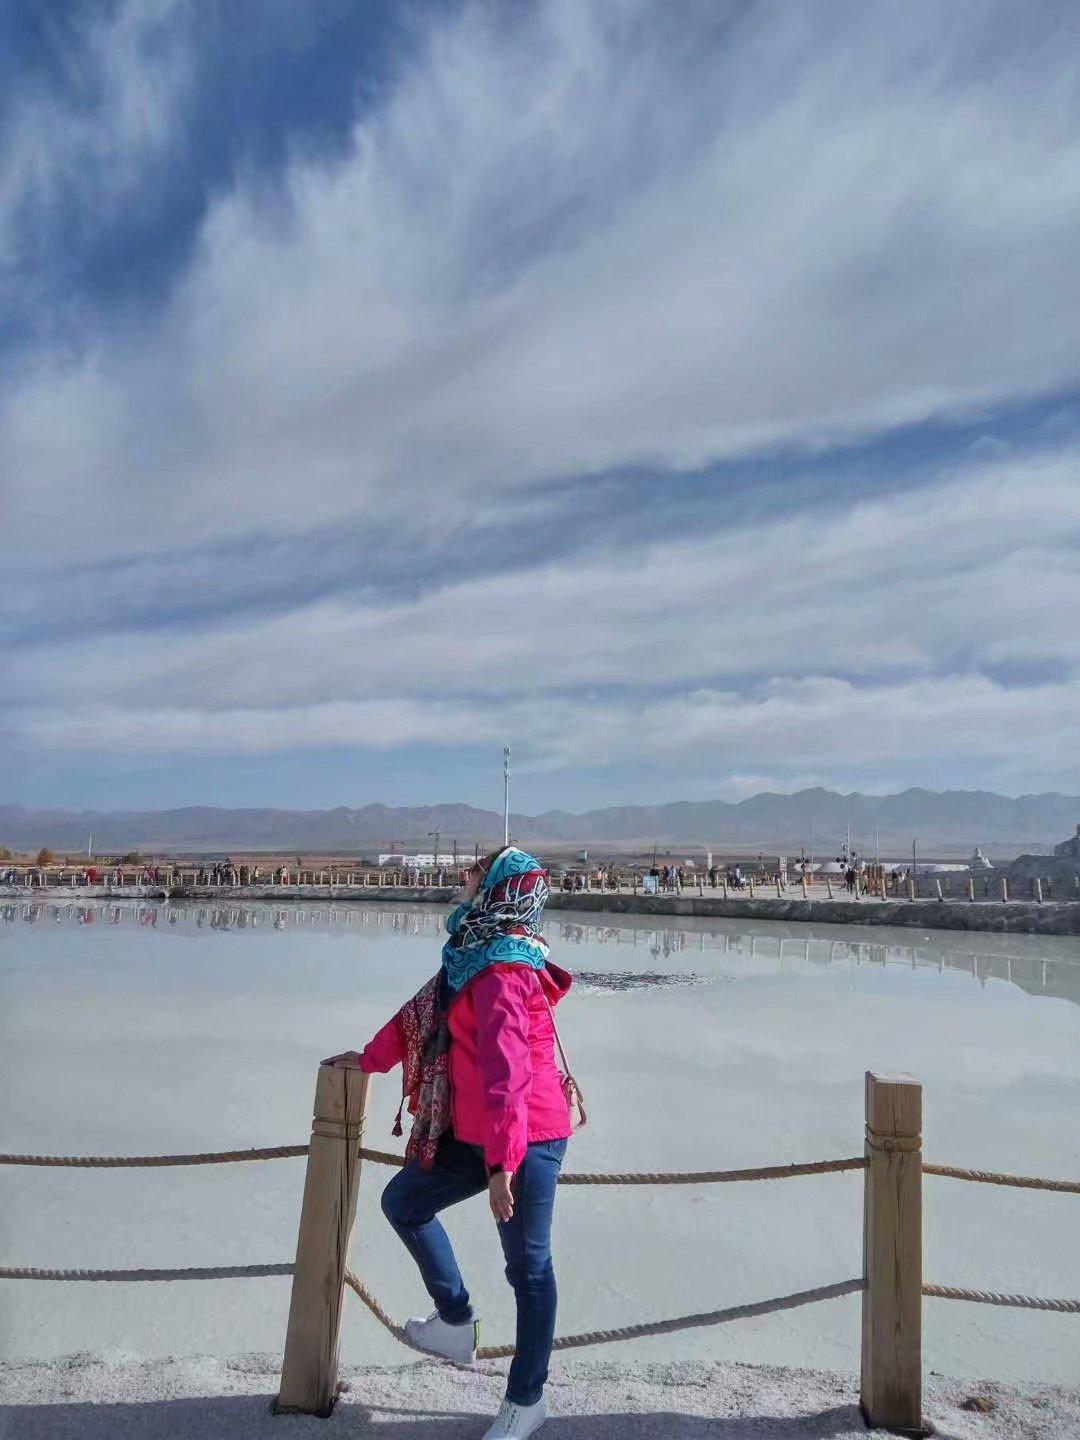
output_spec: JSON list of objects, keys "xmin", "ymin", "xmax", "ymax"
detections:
[{"xmin": 1, "ymin": 1354, "xmax": 1077, "ymax": 1439}]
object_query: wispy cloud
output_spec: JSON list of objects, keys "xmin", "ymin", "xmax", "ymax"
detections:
[{"xmin": 2, "ymin": 1, "xmax": 1078, "ymax": 806}]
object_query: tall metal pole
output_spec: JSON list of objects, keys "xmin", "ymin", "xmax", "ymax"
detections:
[
  {"xmin": 912, "ymin": 837, "xmax": 917, "ymax": 879},
  {"xmin": 503, "ymin": 746, "xmax": 511, "ymax": 847}
]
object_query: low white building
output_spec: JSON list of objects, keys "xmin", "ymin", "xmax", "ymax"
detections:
[{"xmin": 377, "ymin": 853, "xmax": 457, "ymax": 868}]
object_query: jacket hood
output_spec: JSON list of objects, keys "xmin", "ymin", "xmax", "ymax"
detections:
[{"xmin": 539, "ymin": 960, "xmax": 573, "ymax": 1004}]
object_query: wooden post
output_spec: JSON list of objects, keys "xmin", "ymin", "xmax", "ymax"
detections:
[
  {"xmin": 1000, "ymin": 877, "xmax": 1008, "ymax": 903},
  {"xmin": 748, "ymin": 877, "xmax": 755, "ymax": 899},
  {"xmin": 967, "ymin": 877, "xmax": 975, "ymax": 902},
  {"xmin": 907, "ymin": 877, "xmax": 916, "ymax": 902},
  {"xmin": 826, "ymin": 876, "xmax": 833, "ymax": 899},
  {"xmin": 802, "ymin": 874, "xmax": 809, "ymax": 899},
  {"xmin": 775, "ymin": 877, "xmax": 782, "ymax": 898},
  {"xmin": 1034, "ymin": 877, "xmax": 1043, "ymax": 904},
  {"xmin": 861, "ymin": 1072, "xmax": 924, "ymax": 1436},
  {"xmin": 934, "ymin": 880, "xmax": 943, "ymax": 901},
  {"xmin": 277, "ymin": 1065, "xmax": 370, "ymax": 1416}
]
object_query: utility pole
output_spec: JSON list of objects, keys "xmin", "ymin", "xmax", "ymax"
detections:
[
  {"xmin": 428, "ymin": 830, "xmax": 440, "ymax": 868},
  {"xmin": 503, "ymin": 745, "xmax": 511, "ymax": 847},
  {"xmin": 87, "ymin": 831, "xmax": 93, "ymax": 859},
  {"xmin": 912, "ymin": 837, "xmax": 917, "ymax": 878}
]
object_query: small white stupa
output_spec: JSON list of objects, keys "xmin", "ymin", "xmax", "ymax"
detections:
[{"xmin": 969, "ymin": 846, "xmax": 994, "ymax": 870}]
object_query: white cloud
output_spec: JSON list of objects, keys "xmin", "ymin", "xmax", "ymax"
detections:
[
  {"xmin": 5, "ymin": 450, "xmax": 1078, "ymax": 794},
  {"xmin": 4, "ymin": 0, "xmax": 1080, "ymax": 576},
  {"xmin": 8, "ymin": 449, "xmax": 1079, "ymax": 710},
  {"xmin": 4, "ymin": 2, "xmax": 1080, "ymax": 801},
  {"xmin": 0, "ymin": 0, "xmax": 192, "ymax": 301},
  {"xmin": 7, "ymin": 675, "xmax": 1079, "ymax": 800}
]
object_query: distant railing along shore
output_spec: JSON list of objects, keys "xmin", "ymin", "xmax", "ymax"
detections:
[{"xmin": 5, "ymin": 861, "xmax": 1079, "ymax": 905}]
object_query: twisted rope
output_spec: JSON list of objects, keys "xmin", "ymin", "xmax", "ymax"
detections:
[
  {"xmin": 0, "ymin": 1145, "xmax": 308, "ymax": 1168},
  {"xmin": 923, "ymin": 1164, "xmax": 1080, "ymax": 1195},
  {"xmin": 344, "ymin": 1271, "xmax": 864, "ymax": 1358},
  {"xmin": 2, "ymin": 1148, "xmax": 1076, "ymax": 1195},
  {"xmin": 359, "ymin": 1150, "xmax": 866, "ymax": 1184},
  {"xmin": 0, "ymin": 1147, "xmax": 864, "ymax": 1182},
  {"xmin": 924, "ymin": 1284, "xmax": 1080, "ymax": 1313},
  {"xmin": 0, "ymin": 1263, "xmax": 293, "ymax": 1282}
]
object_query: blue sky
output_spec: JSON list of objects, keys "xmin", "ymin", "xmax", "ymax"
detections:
[{"xmin": 1, "ymin": 0, "xmax": 1079, "ymax": 815}]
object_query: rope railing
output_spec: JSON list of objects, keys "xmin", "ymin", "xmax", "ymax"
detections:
[
  {"xmin": 345, "ymin": 1271, "xmax": 866, "ymax": 1357},
  {"xmin": 4, "ymin": 1145, "xmax": 1079, "ymax": 1195},
  {"xmin": 921, "ymin": 1285, "xmax": 1080, "ymax": 1314},
  {"xmin": 4, "ymin": 1261, "xmax": 1076, "ymax": 1321},
  {"xmin": 922, "ymin": 1162, "xmax": 1080, "ymax": 1195},
  {"xmin": 4, "ymin": 1072, "xmax": 1079, "ymax": 1433},
  {"xmin": 0, "ymin": 1145, "xmax": 310, "ymax": 1168},
  {"xmin": 0, "ymin": 1263, "xmax": 293, "ymax": 1282}
]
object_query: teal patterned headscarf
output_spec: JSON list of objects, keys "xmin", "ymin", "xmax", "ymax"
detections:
[{"xmin": 441, "ymin": 846, "xmax": 551, "ymax": 994}]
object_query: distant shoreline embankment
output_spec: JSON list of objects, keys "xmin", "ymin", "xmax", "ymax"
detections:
[{"xmin": 11, "ymin": 883, "xmax": 1080, "ymax": 935}]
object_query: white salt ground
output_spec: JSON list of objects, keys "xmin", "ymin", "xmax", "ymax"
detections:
[{"xmin": 1, "ymin": 1353, "xmax": 1078, "ymax": 1439}]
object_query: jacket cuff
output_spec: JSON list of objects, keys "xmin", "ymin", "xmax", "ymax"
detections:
[{"xmin": 484, "ymin": 1137, "xmax": 525, "ymax": 1173}]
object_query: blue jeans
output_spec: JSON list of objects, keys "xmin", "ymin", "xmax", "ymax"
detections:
[{"xmin": 380, "ymin": 1133, "xmax": 567, "ymax": 1407}]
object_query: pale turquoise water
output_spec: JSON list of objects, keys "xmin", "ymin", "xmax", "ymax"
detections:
[{"xmin": 2, "ymin": 899, "xmax": 1078, "ymax": 1382}]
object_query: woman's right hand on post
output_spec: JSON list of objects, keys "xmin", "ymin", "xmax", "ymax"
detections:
[{"xmin": 322, "ymin": 1050, "xmax": 364, "ymax": 1067}]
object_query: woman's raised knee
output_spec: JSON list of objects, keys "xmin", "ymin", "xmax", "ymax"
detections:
[{"xmin": 380, "ymin": 1173, "xmax": 409, "ymax": 1226}]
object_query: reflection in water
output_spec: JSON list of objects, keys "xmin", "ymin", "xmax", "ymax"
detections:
[{"xmin": 3, "ymin": 898, "xmax": 1077, "ymax": 1010}]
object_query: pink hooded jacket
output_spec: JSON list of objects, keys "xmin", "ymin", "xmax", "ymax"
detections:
[{"xmin": 358, "ymin": 960, "xmax": 573, "ymax": 1173}]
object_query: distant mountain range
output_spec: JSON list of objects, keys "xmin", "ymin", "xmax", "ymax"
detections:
[{"xmin": 2, "ymin": 789, "xmax": 1078, "ymax": 857}]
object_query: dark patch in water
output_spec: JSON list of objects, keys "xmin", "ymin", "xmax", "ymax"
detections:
[{"xmin": 571, "ymin": 970, "xmax": 714, "ymax": 993}]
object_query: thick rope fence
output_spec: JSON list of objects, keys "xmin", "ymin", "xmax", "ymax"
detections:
[
  {"xmin": 6, "ymin": 1067, "xmax": 1080, "ymax": 1434},
  {"xmin": 6, "ymin": 1146, "xmax": 1080, "ymax": 1192},
  {"xmin": 3, "ymin": 1141, "xmax": 1077, "ymax": 1327}
]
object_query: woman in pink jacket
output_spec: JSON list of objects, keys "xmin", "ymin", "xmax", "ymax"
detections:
[{"xmin": 324, "ymin": 846, "xmax": 572, "ymax": 1440}]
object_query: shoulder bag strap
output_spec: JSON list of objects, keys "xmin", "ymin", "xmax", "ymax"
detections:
[{"xmin": 542, "ymin": 990, "xmax": 573, "ymax": 1075}]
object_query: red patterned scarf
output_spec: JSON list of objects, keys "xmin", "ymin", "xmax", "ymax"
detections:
[{"xmin": 392, "ymin": 973, "xmax": 452, "ymax": 1169}]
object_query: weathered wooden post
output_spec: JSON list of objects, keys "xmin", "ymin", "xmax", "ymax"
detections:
[
  {"xmin": 967, "ymin": 877, "xmax": 975, "ymax": 902},
  {"xmin": 802, "ymin": 874, "xmax": 809, "ymax": 899},
  {"xmin": 1000, "ymin": 877, "xmax": 1008, "ymax": 903},
  {"xmin": 934, "ymin": 880, "xmax": 943, "ymax": 902},
  {"xmin": 276, "ymin": 1065, "xmax": 370, "ymax": 1417},
  {"xmin": 861, "ymin": 1072, "xmax": 923, "ymax": 1436},
  {"xmin": 1034, "ymin": 877, "xmax": 1043, "ymax": 904},
  {"xmin": 907, "ymin": 876, "xmax": 916, "ymax": 902},
  {"xmin": 826, "ymin": 876, "xmax": 833, "ymax": 899}
]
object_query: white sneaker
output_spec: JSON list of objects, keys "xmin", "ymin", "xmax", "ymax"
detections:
[
  {"xmin": 403, "ymin": 1310, "xmax": 478, "ymax": 1364},
  {"xmin": 482, "ymin": 1395, "xmax": 548, "ymax": 1440}
]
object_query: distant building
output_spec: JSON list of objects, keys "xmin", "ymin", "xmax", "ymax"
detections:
[
  {"xmin": 377, "ymin": 853, "xmax": 456, "ymax": 867},
  {"xmin": 1053, "ymin": 824, "xmax": 1080, "ymax": 859}
]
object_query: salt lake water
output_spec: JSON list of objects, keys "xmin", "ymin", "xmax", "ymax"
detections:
[{"xmin": 1, "ymin": 898, "xmax": 1078, "ymax": 1383}]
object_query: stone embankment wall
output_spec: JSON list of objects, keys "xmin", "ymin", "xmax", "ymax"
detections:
[{"xmin": 20, "ymin": 883, "xmax": 1080, "ymax": 935}]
